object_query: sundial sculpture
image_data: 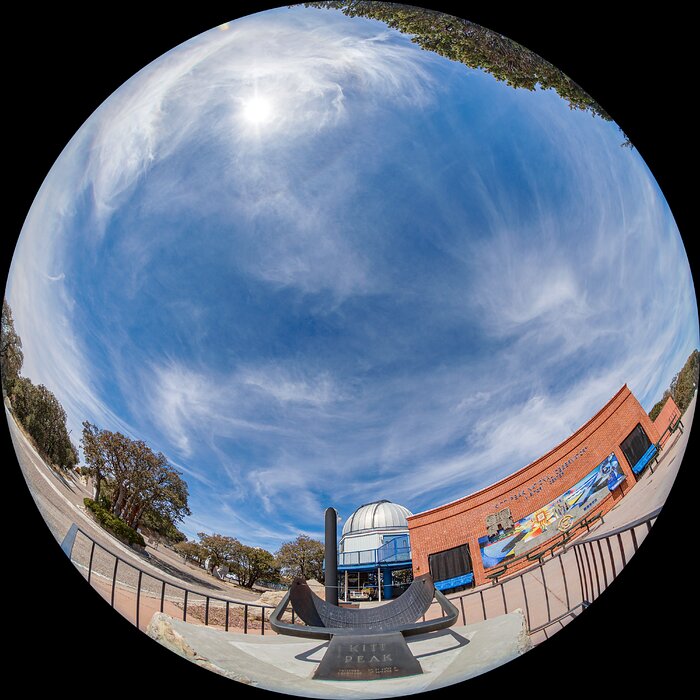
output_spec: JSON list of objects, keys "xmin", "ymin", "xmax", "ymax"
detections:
[{"xmin": 269, "ymin": 508, "xmax": 459, "ymax": 680}]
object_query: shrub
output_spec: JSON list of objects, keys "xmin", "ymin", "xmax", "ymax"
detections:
[{"xmin": 84, "ymin": 498, "xmax": 146, "ymax": 548}]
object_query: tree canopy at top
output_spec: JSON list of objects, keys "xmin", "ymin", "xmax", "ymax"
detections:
[{"xmin": 305, "ymin": 2, "xmax": 614, "ymax": 123}]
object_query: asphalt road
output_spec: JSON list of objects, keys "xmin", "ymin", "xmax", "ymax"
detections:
[{"xmin": 5, "ymin": 401, "xmax": 260, "ymax": 603}]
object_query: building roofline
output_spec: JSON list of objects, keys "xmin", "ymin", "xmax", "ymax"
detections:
[{"xmin": 407, "ymin": 384, "xmax": 631, "ymax": 523}]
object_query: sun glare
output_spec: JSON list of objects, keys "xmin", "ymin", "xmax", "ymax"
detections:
[{"xmin": 242, "ymin": 96, "xmax": 274, "ymax": 125}]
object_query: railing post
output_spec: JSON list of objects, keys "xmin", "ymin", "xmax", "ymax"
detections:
[
  {"xmin": 110, "ymin": 558, "xmax": 119, "ymax": 608},
  {"xmin": 581, "ymin": 544, "xmax": 594, "ymax": 601},
  {"xmin": 559, "ymin": 554, "xmax": 570, "ymax": 611},
  {"xmin": 183, "ymin": 590, "xmax": 188, "ymax": 622},
  {"xmin": 205, "ymin": 597, "xmax": 210, "ymax": 626},
  {"xmin": 244, "ymin": 605, "xmax": 248, "ymax": 634},
  {"xmin": 60, "ymin": 523, "xmax": 79, "ymax": 559},
  {"xmin": 459, "ymin": 596, "xmax": 466, "ymax": 625},
  {"xmin": 136, "ymin": 570, "xmax": 143, "ymax": 630},
  {"xmin": 596, "ymin": 540, "xmax": 608, "ymax": 589},
  {"xmin": 87, "ymin": 540, "xmax": 96, "ymax": 585},
  {"xmin": 588, "ymin": 542, "xmax": 601, "ymax": 598},
  {"xmin": 225, "ymin": 601, "xmax": 230, "ymax": 632},
  {"xmin": 519, "ymin": 575, "xmax": 531, "ymax": 631},
  {"xmin": 617, "ymin": 532, "xmax": 627, "ymax": 567},
  {"xmin": 540, "ymin": 564, "xmax": 551, "ymax": 623},
  {"xmin": 160, "ymin": 580, "xmax": 166, "ymax": 613},
  {"xmin": 606, "ymin": 538, "xmax": 617, "ymax": 579},
  {"xmin": 573, "ymin": 546, "xmax": 586, "ymax": 603}
]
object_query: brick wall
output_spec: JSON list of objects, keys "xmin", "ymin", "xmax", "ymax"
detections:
[
  {"xmin": 653, "ymin": 395, "xmax": 682, "ymax": 447},
  {"xmin": 408, "ymin": 385, "xmax": 660, "ymax": 586}
]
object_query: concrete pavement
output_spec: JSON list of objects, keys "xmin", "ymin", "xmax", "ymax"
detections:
[
  {"xmin": 147, "ymin": 610, "xmax": 531, "ymax": 698},
  {"xmin": 5, "ymin": 401, "xmax": 261, "ymax": 603}
]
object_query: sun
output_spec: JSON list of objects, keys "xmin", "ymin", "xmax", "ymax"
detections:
[{"xmin": 241, "ymin": 96, "xmax": 274, "ymax": 125}]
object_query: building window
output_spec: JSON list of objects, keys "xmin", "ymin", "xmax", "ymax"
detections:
[
  {"xmin": 621, "ymin": 423, "xmax": 653, "ymax": 472},
  {"xmin": 429, "ymin": 544, "xmax": 474, "ymax": 593}
]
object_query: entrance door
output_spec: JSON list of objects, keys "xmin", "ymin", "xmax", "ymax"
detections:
[
  {"xmin": 429, "ymin": 543, "xmax": 473, "ymax": 593},
  {"xmin": 620, "ymin": 423, "xmax": 655, "ymax": 474}
]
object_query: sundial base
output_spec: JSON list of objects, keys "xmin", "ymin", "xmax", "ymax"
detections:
[{"xmin": 313, "ymin": 631, "xmax": 423, "ymax": 681}]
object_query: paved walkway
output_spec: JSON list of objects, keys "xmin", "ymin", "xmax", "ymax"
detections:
[
  {"xmin": 147, "ymin": 610, "xmax": 531, "ymax": 698},
  {"xmin": 5, "ymin": 401, "xmax": 261, "ymax": 604},
  {"xmin": 6, "ymin": 392, "xmax": 696, "ymax": 695}
]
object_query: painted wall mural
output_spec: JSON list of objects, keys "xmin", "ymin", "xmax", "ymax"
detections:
[{"xmin": 479, "ymin": 453, "xmax": 626, "ymax": 568}]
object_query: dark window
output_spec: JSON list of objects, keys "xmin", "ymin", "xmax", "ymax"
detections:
[
  {"xmin": 429, "ymin": 543, "xmax": 473, "ymax": 592},
  {"xmin": 621, "ymin": 423, "xmax": 652, "ymax": 469}
]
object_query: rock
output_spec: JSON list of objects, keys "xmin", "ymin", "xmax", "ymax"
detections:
[
  {"xmin": 305, "ymin": 578, "xmax": 325, "ymax": 600},
  {"xmin": 147, "ymin": 613, "xmax": 254, "ymax": 684},
  {"xmin": 256, "ymin": 589, "xmax": 286, "ymax": 607}
]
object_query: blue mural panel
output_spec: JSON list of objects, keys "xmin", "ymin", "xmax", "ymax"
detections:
[{"xmin": 479, "ymin": 453, "xmax": 626, "ymax": 568}]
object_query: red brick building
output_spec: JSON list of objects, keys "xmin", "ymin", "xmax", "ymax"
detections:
[
  {"xmin": 653, "ymin": 395, "xmax": 682, "ymax": 447},
  {"xmin": 408, "ymin": 385, "xmax": 660, "ymax": 589}
]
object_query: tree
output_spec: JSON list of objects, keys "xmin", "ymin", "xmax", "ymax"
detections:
[
  {"xmin": 648, "ymin": 390, "xmax": 671, "ymax": 422},
  {"xmin": 196, "ymin": 532, "xmax": 241, "ymax": 571},
  {"xmin": 230, "ymin": 545, "xmax": 280, "ymax": 588},
  {"xmin": 648, "ymin": 349, "xmax": 699, "ymax": 420},
  {"xmin": 11, "ymin": 376, "xmax": 77, "ymax": 469},
  {"xmin": 140, "ymin": 507, "xmax": 186, "ymax": 543},
  {"xmin": 673, "ymin": 349, "xmax": 699, "ymax": 413},
  {"xmin": 276, "ymin": 535, "xmax": 325, "ymax": 582},
  {"xmin": 80, "ymin": 423, "xmax": 190, "ymax": 532},
  {"xmin": 174, "ymin": 540, "xmax": 207, "ymax": 565},
  {"xmin": 193, "ymin": 533, "xmax": 279, "ymax": 587},
  {"xmin": 305, "ymin": 2, "xmax": 620, "ymax": 134},
  {"xmin": 1, "ymin": 298, "xmax": 23, "ymax": 391},
  {"xmin": 81, "ymin": 421, "xmax": 106, "ymax": 500}
]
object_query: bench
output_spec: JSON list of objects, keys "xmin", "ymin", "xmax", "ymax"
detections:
[{"xmin": 485, "ymin": 512, "xmax": 604, "ymax": 583}]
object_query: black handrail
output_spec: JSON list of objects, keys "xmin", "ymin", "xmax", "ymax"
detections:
[
  {"xmin": 577, "ymin": 506, "xmax": 662, "ymax": 543},
  {"xmin": 427, "ymin": 507, "xmax": 659, "ymax": 643},
  {"xmin": 63, "ymin": 524, "xmax": 276, "ymax": 634}
]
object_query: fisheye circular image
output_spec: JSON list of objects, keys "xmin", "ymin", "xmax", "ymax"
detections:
[{"xmin": 4, "ymin": 3, "xmax": 697, "ymax": 697}]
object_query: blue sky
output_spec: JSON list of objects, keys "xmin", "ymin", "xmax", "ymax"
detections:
[{"xmin": 7, "ymin": 6, "xmax": 698, "ymax": 550}]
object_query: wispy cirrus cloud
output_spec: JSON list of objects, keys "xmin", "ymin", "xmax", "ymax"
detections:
[{"xmin": 6, "ymin": 6, "xmax": 697, "ymax": 549}]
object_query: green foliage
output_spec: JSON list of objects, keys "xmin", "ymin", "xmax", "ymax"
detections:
[
  {"xmin": 648, "ymin": 350, "xmax": 699, "ymax": 419},
  {"xmin": 174, "ymin": 540, "xmax": 207, "ymax": 564},
  {"xmin": 305, "ymin": 2, "xmax": 618, "ymax": 131},
  {"xmin": 141, "ymin": 507, "xmax": 186, "ymax": 543},
  {"xmin": 193, "ymin": 532, "xmax": 280, "ymax": 587},
  {"xmin": 276, "ymin": 534, "xmax": 325, "ymax": 582},
  {"xmin": 1, "ymin": 299, "xmax": 23, "ymax": 390},
  {"xmin": 673, "ymin": 350, "xmax": 699, "ymax": 413},
  {"xmin": 81, "ymin": 422, "xmax": 191, "ymax": 533},
  {"xmin": 392, "ymin": 568, "xmax": 413, "ymax": 585},
  {"xmin": 648, "ymin": 391, "xmax": 671, "ymax": 422},
  {"xmin": 196, "ymin": 532, "xmax": 241, "ymax": 568},
  {"xmin": 9, "ymin": 375, "xmax": 77, "ymax": 469},
  {"xmin": 84, "ymin": 498, "xmax": 146, "ymax": 547},
  {"xmin": 230, "ymin": 545, "xmax": 280, "ymax": 588}
]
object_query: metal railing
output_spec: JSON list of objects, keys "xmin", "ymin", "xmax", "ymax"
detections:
[
  {"xmin": 423, "ymin": 506, "xmax": 662, "ymax": 644},
  {"xmin": 63, "ymin": 505, "xmax": 660, "ymax": 644},
  {"xmin": 338, "ymin": 536, "xmax": 412, "ymax": 567},
  {"xmin": 62, "ymin": 524, "xmax": 278, "ymax": 634}
]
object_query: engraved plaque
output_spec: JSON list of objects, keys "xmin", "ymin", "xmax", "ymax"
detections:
[{"xmin": 314, "ymin": 632, "xmax": 423, "ymax": 680}]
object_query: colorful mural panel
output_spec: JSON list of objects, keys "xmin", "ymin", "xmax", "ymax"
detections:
[{"xmin": 479, "ymin": 453, "xmax": 625, "ymax": 568}]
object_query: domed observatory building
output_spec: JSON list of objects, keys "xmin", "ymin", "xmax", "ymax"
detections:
[{"xmin": 338, "ymin": 500, "xmax": 413, "ymax": 602}]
